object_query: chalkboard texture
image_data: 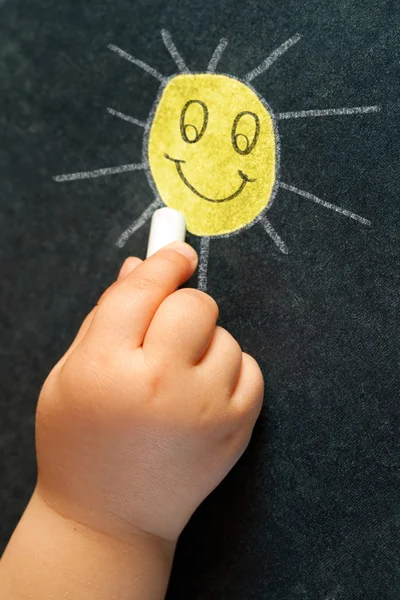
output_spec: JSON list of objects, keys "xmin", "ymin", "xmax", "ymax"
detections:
[{"xmin": 1, "ymin": 1, "xmax": 400, "ymax": 599}]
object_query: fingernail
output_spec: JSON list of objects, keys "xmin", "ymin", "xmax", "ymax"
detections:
[{"xmin": 166, "ymin": 242, "xmax": 198, "ymax": 266}]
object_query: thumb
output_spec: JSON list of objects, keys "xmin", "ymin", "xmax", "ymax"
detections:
[{"xmin": 58, "ymin": 256, "xmax": 143, "ymax": 367}]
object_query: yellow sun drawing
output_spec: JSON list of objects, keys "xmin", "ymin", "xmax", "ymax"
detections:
[
  {"xmin": 148, "ymin": 73, "xmax": 276, "ymax": 237},
  {"xmin": 54, "ymin": 30, "xmax": 381, "ymax": 291}
]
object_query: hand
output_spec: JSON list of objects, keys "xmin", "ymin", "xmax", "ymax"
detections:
[{"xmin": 35, "ymin": 242, "xmax": 264, "ymax": 546}]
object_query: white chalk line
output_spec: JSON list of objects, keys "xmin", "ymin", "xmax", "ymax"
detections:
[
  {"xmin": 198, "ymin": 237, "xmax": 210, "ymax": 291},
  {"xmin": 108, "ymin": 44, "xmax": 166, "ymax": 83},
  {"xmin": 259, "ymin": 215, "xmax": 289, "ymax": 254},
  {"xmin": 277, "ymin": 105, "xmax": 381, "ymax": 119},
  {"xmin": 280, "ymin": 183, "xmax": 371, "ymax": 225},
  {"xmin": 207, "ymin": 38, "xmax": 229, "ymax": 73},
  {"xmin": 107, "ymin": 107, "xmax": 146, "ymax": 128},
  {"xmin": 244, "ymin": 33, "xmax": 301, "ymax": 82},
  {"xmin": 54, "ymin": 163, "xmax": 147, "ymax": 182},
  {"xmin": 161, "ymin": 29, "xmax": 190, "ymax": 73},
  {"xmin": 116, "ymin": 198, "xmax": 163, "ymax": 248}
]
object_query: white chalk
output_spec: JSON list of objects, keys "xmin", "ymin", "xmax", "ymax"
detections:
[{"xmin": 146, "ymin": 207, "xmax": 187, "ymax": 258}]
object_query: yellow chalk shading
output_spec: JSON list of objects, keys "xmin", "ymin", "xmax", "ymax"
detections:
[{"xmin": 148, "ymin": 73, "xmax": 276, "ymax": 236}]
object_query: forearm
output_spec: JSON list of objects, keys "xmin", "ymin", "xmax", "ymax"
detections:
[{"xmin": 0, "ymin": 488, "xmax": 176, "ymax": 600}]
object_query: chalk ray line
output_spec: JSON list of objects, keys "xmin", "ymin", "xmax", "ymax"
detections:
[
  {"xmin": 198, "ymin": 237, "xmax": 210, "ymax": 291},
  {"xmin": 54, "ymin": 163, "xmax": 147, "ymax": 182},
  {"xmin": 207, "ymin": 38, "xmax": 229, "ymax": 73},
  {"xmin": 279, "ymin": 182, "xmax": 371, "ymax": 225},
  {"xmin": 161, "ymin": 29, "xmax": 190, "ymax": 73},
  {"xmin": 116, "ymin": 198, "xmax": 163, "ymax": 248},
  {"xmin": 244, "ymin": 33, "xmax": 301, "ymax": 82},
  {"xmin": 259, "ymin": 215, "xmax": 289, "ymax": 254},
  {"xmin": 108, "ymin": 44, "xmax": 166, "ymax": 83},
  {"xmin": 277, "ymin": 105, "xmax": 381, "ymax": 119},
  {"xmin": 107, "ymin": 107, "xmax": 146, "ymax": 128}
]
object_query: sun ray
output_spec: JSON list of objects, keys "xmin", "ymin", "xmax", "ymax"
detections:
[
  {"xmin": 108, "ymin": 44, "xmax": 166, "ymax": 83},
  {"xmin": 116, "ymin": 198, "xmax": 164, "ymax": 248},
  {"xmin": 243, "ymin": 33, "xmax": 301, "ymax": 82},
  {"xmin": 207, "ymin": 38, "xmax": 229, "ymax": 73},
  {"xmin": 279, "ymin": 182, "xmax": 371, "ymax": 225},
  {"xmin": 198, "ymin": 237, "xmax": 210, "ymax": 291},
  {"xmin": 277, "ymin": 105, "xmax": 381, "ymax": 120},
  {"xmin": 259, "ymin": 215, "xmax": 289, "ymax": 253},
  {"xmin": 161, "ymin": 29, "xmax": 190, "ymax": 73},
  {"xmin": 54, "ymin": 163, "xmax": 147, "ymax": 182},
  {"xmin": 107, "ymin": 107, "xmax": 146, "ymax": 128}
]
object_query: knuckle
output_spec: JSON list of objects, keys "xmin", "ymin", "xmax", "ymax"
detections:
[
  {"xmin": 216, "ymin": 326, "xmax": 242, "ymax": 355},
  {"xmin": 97, "ymin": 281, "xmax": 117, "ymax": 305},
  {"xmin": 245, "ymin": 354, "xmax": 265, "ymax": 397},
  {"xmin": 243, "ymin": 352, "xmax": 263, "ymax": 377},
  {"xmin": 62, "ymin": 342, "xmax": 113, "ymax": 397},
  {"xmin": 233, "ymin": 397, "xmax": 254, "ymax": 423},
  {"xmin": 242, "ymin": 397, "xmax": 262, "ymax": 423},
  {"xmin": 163, "ymin": 248, "xmax": 189, "ymax": 269},
  {"xmin": 230, "ymin": 407, "xmax": 258, "ymax": 445},
  {"xmin": 193, "ymin": 289, "xmax": 219, "ymax": 315},
  {"xmin": 236, "ymin": 383, "xmax": 264, "ymax": 423},
  {"xmin": 80, "ymin": 339, "xmax": 108, "ymax": 371},
  {"xmin": 131, "ymin": 274, "xmax": 164, "ymax": 294},
  {"xmin": 149, "ymin": 250, "xmax": 187, "ymax": 278},
  {"xmin": 175, "ymin": 288, "xmax": 219, "ymax": 319}
]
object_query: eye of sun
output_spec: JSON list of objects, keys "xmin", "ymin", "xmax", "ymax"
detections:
[
  {"xmin": 180, "ymin": 100, "xmax": 209, "ymax": 143},
  {"xmin": 53, "ymin": 28, "xmax": 381, "ymax": 292},
  {"xmin": 232, "ymin": 111, "xmax": 260, "ymax": 155}
]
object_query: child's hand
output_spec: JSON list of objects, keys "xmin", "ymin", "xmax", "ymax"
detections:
[{"xmin": 35, "ymin": 243, "xmax": 264, "ymax": 546}]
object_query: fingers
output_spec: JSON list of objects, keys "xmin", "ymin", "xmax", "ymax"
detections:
[
  {"xmin": 230, "ymin": 353, "xmax": 264, "ymax": 423},
  {"xmin": 91, "ymin": 243, "xmax": 198, "ymax": 348},
  {"xmin": 98, "ymin": 256, "xmax": 143, "ymax": 304},
  {"xmin": 57, "ymin": 308, "xmax": 97, "ymax": 367},
  {"xmin": 142, "ymin": 288, "xmax": 219, "ymax": 365},
  {"xmin": 117, "ymin": 256, "xmax": 142, "ymax": 281},
  {"xmin": 59, "ymin": 256, "xmax": 142, "ymax": 367},
  {"xmin": 197, "ymin": 326, "xmax": 244, "ymax": 393}
]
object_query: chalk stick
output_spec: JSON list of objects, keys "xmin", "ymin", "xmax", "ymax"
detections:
[{"xmin": 146, "ymin": 207, "xmax": 187, "ymax": 258}]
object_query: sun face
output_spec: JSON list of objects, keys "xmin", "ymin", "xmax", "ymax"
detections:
[
  {"xmin": 147, "ymin": 73, "xmax": 277, "ymax": 236},
  {"xmin": 54, "ymin": 29, "xmax": 380, "ymax": 291}
]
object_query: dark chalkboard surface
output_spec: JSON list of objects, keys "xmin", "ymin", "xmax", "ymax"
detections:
[{"xmin": 1, "ymin": 1, "xmax": 400, "ymax": 598}]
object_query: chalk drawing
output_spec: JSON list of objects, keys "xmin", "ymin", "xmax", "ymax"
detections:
[
  {"xmin": 108, "ymin": 44, "xmax": 166, "ymax": 83},
  {"xmin": 280, "ymin": 183, "xmax": 371, "ymax": 225},
  {"xmin": 54, "ymin": 163, "xmax": 147, "ymax": 182},
  {"xmin": 207, "ymin": 38, "xmax": 228, "ymax": 73},
  {"xmin": 54, "ymin": 30, "xmax": 381, "ymax": 291},
  {"xmin": 161, "ymin": 29, "xmax": 190, "ymax": 73},
  {"xmin": 277, "ymin": 106, "xmax": 381, "ymax": 119},
  {"xmin": 198, "ymin": 236, "xmax": 210, "ymax": 291},
  {"xmin": 259, "ymin": 215, "xmax": 289, "ymax": 254},
  {"xmin": 107, "ymin": 107, "xmax": 146, "ymax": 128},
  {"xmin": 243, "ymin": 33, "xmax": 301, "ymax": 82}
]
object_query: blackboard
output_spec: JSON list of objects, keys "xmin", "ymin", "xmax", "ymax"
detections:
[{"xmin": 1, "ymin": 1, "xmax": 400, "ymax": 598}]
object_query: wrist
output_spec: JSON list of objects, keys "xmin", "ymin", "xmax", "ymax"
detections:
[
  {"xmin": 35, "ymin": 483, "xmax": 177, "ymax": 556},
  {"xmin": 0, "ymin": 487, "xmax": 176, "ymax": 600}
]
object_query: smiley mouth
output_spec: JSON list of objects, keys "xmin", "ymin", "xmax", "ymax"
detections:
[{"xmin": 164, "ymin": 153, "xmax": 256, "ymax": 203}]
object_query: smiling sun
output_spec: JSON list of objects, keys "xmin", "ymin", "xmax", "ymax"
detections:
[
  {"xmin": 54, "ymin": 30, "xmax": 381, "ymax": 290},
  {"xmin": 149, "ymin": 73, "xmax": 276, "ymax": 236}
]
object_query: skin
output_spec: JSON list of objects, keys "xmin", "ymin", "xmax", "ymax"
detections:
[{"xmin": 0, "ymin": 242, "xmax": 264, "ymax": 600}]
